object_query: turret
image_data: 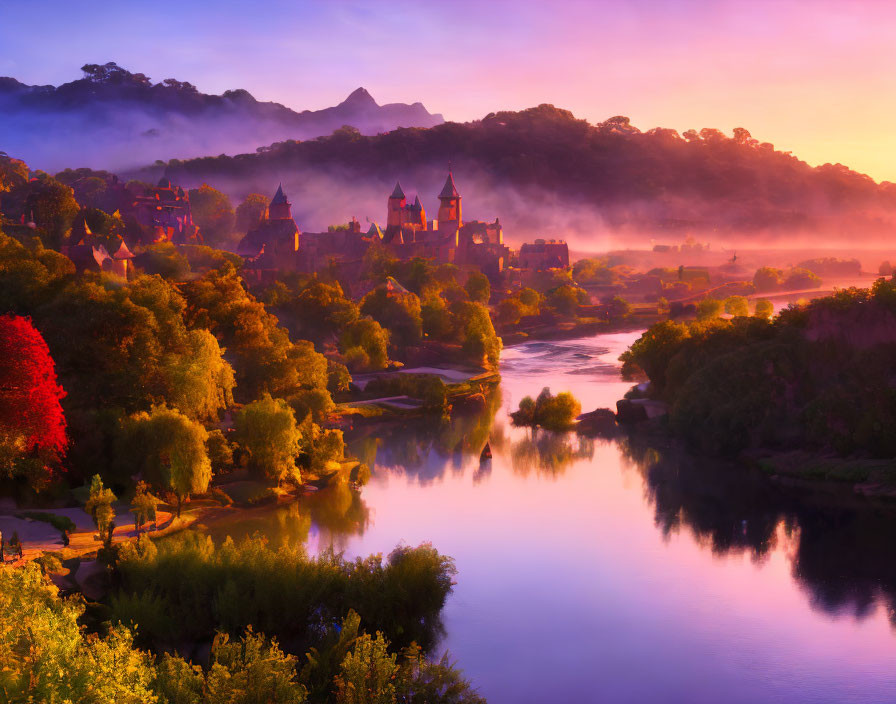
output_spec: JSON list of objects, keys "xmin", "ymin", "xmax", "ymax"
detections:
[
  {"xmin": 387, "ymin": 181, "xmax": 406, "ymax": 229},
  {"xmin": 437, "ymin": 171, "xmax": 461, "ymax": 225},
  {"xmin": 268, "ymin": 183, "xmax": 292, "ymax": 220}
]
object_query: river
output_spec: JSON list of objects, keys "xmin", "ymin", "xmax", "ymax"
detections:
[{"xmin": 203, "ymin": 330, "xmax": 896, "ymax": 703}]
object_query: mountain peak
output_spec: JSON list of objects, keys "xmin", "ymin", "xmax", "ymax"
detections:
[{"xmin": 341, "ymin": 87, "xmax": 378, "ymax": 109}]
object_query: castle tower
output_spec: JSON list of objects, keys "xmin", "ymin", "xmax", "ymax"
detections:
[
  {"xmin": 437, "ymin": 171, "xmax": 461, "ymax": 225},
  {"xmin": 387, "ymin": 181, "xmax": 406, "ymax": 230},
  {"xmin": 268, "ymin": 184, "xmax": 292, "ymax": 220},
  {"xmin": 408, "ymin": 195, "xmax": 426, "ymax": 230}
]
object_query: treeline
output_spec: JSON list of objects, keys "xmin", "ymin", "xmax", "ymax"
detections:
[
  {"xmin": 621, "ymin": 278, "xmax": 896, "ymax": 459},
  {"xmin": 156, "ymin": 105, "xmax": 896, "ymax": 237},
  {"xmin": 1, "ymin": 553, "xmax": 484, "ymax": 703}
]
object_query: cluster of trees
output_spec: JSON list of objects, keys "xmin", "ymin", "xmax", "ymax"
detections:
[
  {"xmin": 511, "ymin": 388, "xmax": 582, "ymax": 432},
  {"xmin": 0, "ymin": 560, "xmax": 484, "ymax": 703},
  {"xmin": 753, "ymin": 266, "xmax": 822, "ymax": 292},
  {"xmin": 621, "ymin": 278, "xmax": 896, "ymax": 459},
  {"xmin": 0, "ymin": 229, "xmax": 343, "ymax": 499},
  {"xmin": 159, "ymin": 104, "xmax": 896, "ymax": 238},
  {"xmin": 695, "ymin": 295, "xmax": 773, "ymax": 321}
]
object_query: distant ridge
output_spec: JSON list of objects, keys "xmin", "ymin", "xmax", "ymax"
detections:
[{"xmin": 0, "ymin": 62, "xmax": 444, "ymax": 171}]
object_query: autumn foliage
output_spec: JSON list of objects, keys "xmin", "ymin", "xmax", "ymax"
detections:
[{"xmin": 0, "ymin": 315, "xmax": 67, "ymax": 471}]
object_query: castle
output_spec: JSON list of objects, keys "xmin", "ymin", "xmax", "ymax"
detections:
[
  {"xmin": 238, "ymin": 172, "xmax": 511, "ymax": 282},
  {"xmin": 133, "ymin": 177, "xmax": 202, "ymax": 244}
]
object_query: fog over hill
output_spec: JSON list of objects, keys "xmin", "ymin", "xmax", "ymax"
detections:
[
  {"xmin": 144, "ymin": 105, "xmax": 896, "ymax": 248},
  {"xmin": 0, "ymin": 62, "xmax": 443, "ymax": 172}
]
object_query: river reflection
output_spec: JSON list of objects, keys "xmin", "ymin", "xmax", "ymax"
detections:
[{"xmin": 192, "ymin": 332, "xmax": 896, "ymax": 703}]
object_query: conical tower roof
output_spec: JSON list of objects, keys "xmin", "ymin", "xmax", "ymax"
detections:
[
  {"xmin": 367, "ymin": 222, "xmax": 383, "ymax": 238},
  {"xmin": 438, "ymin": 171, "xmax": 460, "ymax": 199},
  {"xmin": 271, "ymin": 183, "xmax": 289, "ymax": 205},
  {"xmin": 390, "ymin": 181, "xmax": 406, "ymax": 199}
]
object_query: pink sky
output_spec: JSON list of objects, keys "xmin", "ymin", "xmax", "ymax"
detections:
[{"xmin": 4, "ymin": 0, "xmax": 896, "ymax": 180}]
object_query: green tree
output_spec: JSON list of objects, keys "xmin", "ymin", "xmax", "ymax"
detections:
[
  {"xmin": 360, "ymin": 287, "xmax": 423, "ymax": 349},
  {"xmin": 85, "ymin": 474, "xmax": 116, "ymax": 547},
  {"xmin": 138, "ymin": 242, "xmax": 191, "ymax": 280},
  {"xmin": 130, "ymin": 480, "xmax": 160, "ymax": 542},
  {"xmin": 335, "ymin": 631, "xmax": 398, "ymax": 704},
  {"xmin": 696, "ymin": 298, "xmax": 724, "ymax": 320},
  {"xmin": 188, "ymin": 184, "xmax": 236, "ymax": 247},
  {"xmin": 0, "ymin": 564, "xmax": 158, "ymax": 703},
  {"xmin": 25, "ymin": 177, "xmax": 80, "ymax": 248},
  {"xmin": 122, "ymin": 405, "xmax": 211, "ymax": 517},
  {"xmin": 547, "ymin": 284, "xmax": 588, "ymax": 315},
  {"xmin": 206, "ymin": 629, "xmax": 307, "ymax": 704},
  {"xmin": 235, "ymin": 193, "xmax": 270, "ymax": 234},
  {"xmin": 464, "ymin": 272, "xmax": 490, "ymax": 304},
  {"xmin": 753, "ymin": 266, "xmax": 783, "ymax": 292},
  {"xmin": 164, "ymin": 329, "xmax": 236, "ymax": 422},
  {"xmin": 723, "ymin": 295, "xmax": 749, "ymax": 317},
  {"xmin": 340, "ymin": 317, "xmax": 390, "ymax": 371},
  {"xmin": 234, "ymin": 394, "xmax": 302, "ymax": 485},
  {"xmin": 754, "ymin": 298, "xmax": 774, "ymax": 320}
]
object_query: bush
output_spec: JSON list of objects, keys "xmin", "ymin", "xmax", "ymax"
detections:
[
  {"xmin": 511, "ymin": 387, "xmax": 581, "ymax": 431},
  {"xmin": 112, "ymin": 534, "xmax": 456, "ymax": 654}
]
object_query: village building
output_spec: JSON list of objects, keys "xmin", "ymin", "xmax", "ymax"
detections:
[
  {"xmin": 519, "ymin": 239, "xmax": 570, "ymax": 271},
  {"xmin": 133, "ymin": 177, "xmax": 202, "ymax": 244},
  {"xmin": 237, "ymin": 184, "xmax": 301, "ymax": 277},
  {"xmin": 60, "ymin": 211, "xmax": 134, "ymax": 277}
]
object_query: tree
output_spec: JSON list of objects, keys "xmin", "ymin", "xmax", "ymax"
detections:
[
  {"xmin": 450, "ymin": 301, "xmax": 502, "ymax": 369},
  {"xmin": 879, "ymin": 260, "xmax": 893, "ymax": 277},
  {"xmin": 723, "ymin": 295, "xmax": 749, "ymax": 317},
  {"xmin": 130, "ymin": 481, "xmax": 160, "ymax": 542},
  {"xmin": 783, "ymin": 267, "xmax": 822, "ymax": 290},
  {"xmin": 188, "ymin": 184, "xmax": 235, "ymax": 247},
  {"xmin": 603, "ymin": 295, "xmax": 631, "ymax": 321},
  {"xmin": 340, "ymin": 317, "xmax": 390, "ymax": 371},
  {"xmin": 163, "ymin": 329, "xmax": 235, "ymax": 421},
  {"xmin": 510, "ymin": 388, "xmax": 581, "ymax": 431},
  {"xmin": 122, "ymin": 406, "xmax": 211, "ymax": 517},
  {"xmin": 0, "ymin": 564, "xmax": 158, "ymax": 703},
  {"xmin": 464, "ymin": 272, "xmax": 490, "ymax": 304},
  {"xmin": 235, "ymin": 193, "xmax": 269, "ymax": 233},
  {"xmin": 696, "ymin": 298, "xmax": 724, "ymax": 320},
  {"xmin": 24, "ymin": 177, "xmax": 80, "ymax": 248},
  {"xmin": 85, "ymin": 474, "xmax": 116, "ymax": 547},
  {"xmin": 0, "ymin": 315, "xmax": 67, "ymax": 485},
  {"xmin": 206, "ymin": 629, "xmax": 307, "ymax": 704},
  {"xmin": 753, "ymin": 266, "xmax": 783, "ymax": 292},
  {"xmin": 360, "ymin": 287, "xmax": 423, "ymax": 349},
  {"xmin": 546, "ymin": 284, "xmax": 588, "ymax": 315},
  {"xmin": 335, "ymin": 631, "xmax": 397, "ymax": 704},
  {"xmin": 234, "ymin": 394, "xmax": 302, "ymax": 485},
  {"xmin": 754, "ymin": 299, "xmax": 774, "ymax": 320}
]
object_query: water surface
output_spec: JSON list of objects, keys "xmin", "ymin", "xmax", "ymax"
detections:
[{"xmin": 208, "ymin": 331, "xmax": 896, "ymax": 703}]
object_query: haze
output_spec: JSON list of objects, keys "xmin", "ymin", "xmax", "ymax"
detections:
[{"xmin": 3, "ymin": 0, "xmax": 896, "ymax": 182}]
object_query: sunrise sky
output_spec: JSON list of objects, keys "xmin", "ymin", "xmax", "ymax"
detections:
[{"xmin": 3, "ymin": 0, "xmax": 895, "ymax": 181}]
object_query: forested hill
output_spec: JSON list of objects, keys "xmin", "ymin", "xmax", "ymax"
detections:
[
  {"xmin": 150, "ymin": 105, "xmax": 896, "ymax": 244},
  {"xmin": 0, "ymin": 62, "xmax": 443, "ymax": 172}
]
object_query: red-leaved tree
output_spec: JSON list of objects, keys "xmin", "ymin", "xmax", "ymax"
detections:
[{"xmin": 0, "ymin": 314, "xmax": 67, "ymax": 480}]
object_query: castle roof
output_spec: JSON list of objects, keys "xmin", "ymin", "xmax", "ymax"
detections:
[
  {"xmin": 65, "ymin": 212, "xmax": 93, "ymax": 247},
  {"xmin": 390, "ymin": 181, "xmax": 406, "ymax": 199},
  {"xmin": 271, "ymin": 183, "xmax": 289, "ymax": 205},
  {"xmin": 111, "ymin": 239, "xmax": 135, "ymax": 260},
  {"xmin": 367, "ymin": 222, "xmax": 383, "ymax": 239},
  {"xmin": 411, "ymin": 195, "xmax": 423, "ymax": 211},
  {"xmin": 439, "ymin": 172, "xmax": 459, "ymax": 199}
]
